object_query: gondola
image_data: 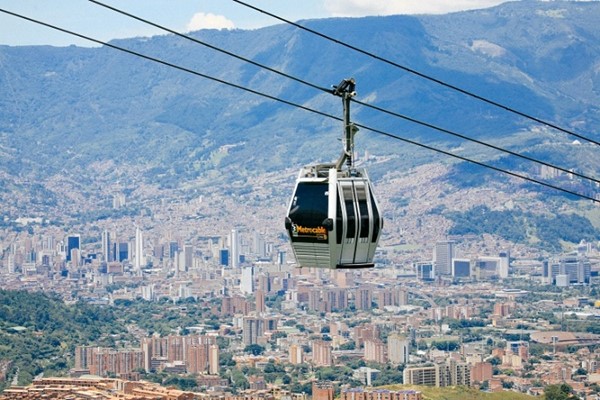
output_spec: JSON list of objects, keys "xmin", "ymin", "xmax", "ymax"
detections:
[{"xmin": 284, "ymin": 79, "xmax": 383, "ymax": 269}]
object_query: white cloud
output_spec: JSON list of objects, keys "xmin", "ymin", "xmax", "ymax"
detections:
[
  {"xmin": 186, "ymin": 12, "xmax": 235, "ymax": 31},
  {"xmin": 323, "ymin": 0, "xmax": 508, "ymax": 16}
]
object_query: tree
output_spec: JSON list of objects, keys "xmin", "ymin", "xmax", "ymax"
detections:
[
  {"xmin": 219, "ymin": 352, "xmax": 236, "ymax": 366},
  {"xmin": 290, "ymin": 382, "xmax": 312, "ymax": 395},
  {"xmin": 431, "ymin": 340, "xmax": 459, "ymax": 351},
  {"xmin": 244, "ymin": 344, "xmax": 265, "ymax": 356},
  {"xmin": 230, "ymin": 370, "xmax": 249, "ymax": 391},
  {"xmin": 489, "ymin": 356, "xmax": 502, "ymax": 366},
  {"xmin": 544, "ymin": 383, "xmax": 579, "ymax": 400},
  {"xmin": 270, "ymin": 331, "xmax": 288, "ymax": 340},
  {"xmin": 502, "ymin": 380, "xmax": 514, "ymax": 389},
  {"xmin": 339, "ymin": 341, "xmax": 356, "ymax": 350}
]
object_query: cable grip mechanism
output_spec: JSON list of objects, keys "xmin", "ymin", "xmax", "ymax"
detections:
[{"xmin": 332, "ymin": 78, "xmax": 358, "ymax": 172}]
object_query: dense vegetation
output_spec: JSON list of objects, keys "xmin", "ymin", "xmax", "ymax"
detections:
[
  {"xmin": 0, "ymin": 290, "xmax": 124, "ymax": 389},
  {"xmin": 543, "ymin": 383, "xmax": 580, "ymax": 400},
  {"xmin": 0, "ymin": 291, "xmax": 226, "ymax": 390},
  {"xmin": 386, "ymin": 384, "xmax": 536, "ymax": 399},
  {"xmin": 445, "ymin": 205, "xmax": 599, "ymax": 251}
]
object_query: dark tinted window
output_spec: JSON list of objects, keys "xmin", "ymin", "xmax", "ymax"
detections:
[
  {"xmin": 336, "ymin": 192, "xmax": 343, "ymax": 244},
  {"xmin": 370, "ymin": 191, "xmax": 381, "ymax": 243},
  {"xmin": 288, "ymin": 182, "xmax": 328, "ymax": 228},
  {"xmin": 342, "ymin": 184, "xmax": 356, "ymax": 239},
  {"xmin": 356, "ymin": 185, "xmax": 369, "ymax": 238}
]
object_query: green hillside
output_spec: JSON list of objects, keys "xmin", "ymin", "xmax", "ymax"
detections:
[{"xmin": 387, "ymin": 385, "xmax": 536, "ymax": 400}]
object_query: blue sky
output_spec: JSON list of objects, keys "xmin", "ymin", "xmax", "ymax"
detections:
[{"xmin": 0, "ymin": 0, "xmax": 513, "ymax": 47}]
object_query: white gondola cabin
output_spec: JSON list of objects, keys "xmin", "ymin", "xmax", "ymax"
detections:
[{"xmin": 284, "ymin": 79, "xmax": 383, "ymax": 269}]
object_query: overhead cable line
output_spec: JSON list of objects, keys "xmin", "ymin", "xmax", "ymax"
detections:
[
  {"xmin": 231, "ymin": 0, "xmax": 600, "ymax": 148},
  {"xmin": 0, "ymin": 9, "xmax": 334, "ymax": 121},
  {"xmin": 351, "ymin": 98, "xmax": 600, "ymax": 185},
  {"xmin": 0, "ymin": 7, "xmax": 597, "ymax": 204},
  {"xmin": 87, "ymin": 0, "xmax": 331, "ymax": 95},
  {"xmin": 86, "ymin": 0, "xmax": 600, "ymax": 186},
  {"xmin": 356, "ymin": 122, "xmax": 600, "ymax": 204}
]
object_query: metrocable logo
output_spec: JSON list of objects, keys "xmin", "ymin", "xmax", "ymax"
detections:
[{"xmin": 291, "ymin": 224, "xmax": 327, "ymax": 240}]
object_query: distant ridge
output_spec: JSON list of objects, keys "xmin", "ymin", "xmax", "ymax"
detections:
[{"xmin": 0, "ymin": 1, "xmax": 599, "ymax": 214}]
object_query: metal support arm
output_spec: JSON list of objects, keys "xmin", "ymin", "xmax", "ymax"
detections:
[{"xmin": 332, "ymin": 78, "xmax": 358, "ymax": 171}]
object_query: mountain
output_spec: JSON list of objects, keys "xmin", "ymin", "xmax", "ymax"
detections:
[{"xmin": 0, "ymin": 1, "xmax": 599, "ymax": 242}]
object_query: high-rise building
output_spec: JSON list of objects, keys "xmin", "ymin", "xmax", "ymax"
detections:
[
  {"xmin": 312, "ymin": 340, "xmax": 332, "ymax": 367},
  {"xmin": 44, "ymin": 235, "xmax": 55, "ymax": 251},
  {"xmin": 101, "ymin": 230, "xmax": 112, "ymax": 263},
  {"xmin": 70, "ymin": 248, "xmax": 81, "ymax": 267},
  {"xmin": 141, "ymin": 336, "xmax": 167, "ymax": 372},
  {"xmin": 66, "ymin": 235, "xmax": 80, "ymax": 263},
  {"xmin": 257, "ymin": 273, "xmax": 271, "ymax": 293},
  {"xmin": 277, "ymin": 250, "xmax": 286, "ymax": 266},
  {"xmin": 220, "ymin": 249, "xmax": 229, "ymax": 267},
  {"xmin": 323, "ymin": 288, "xmax": 347, "ymax": 311},
  {"xmin": 452, "ymin": 259, "xmax": 471, "ymax": 278},
  {"xmin": 242, "ymin": 316, "xmax": 277, "ymax": 345},
  {"xmin": 75, "ymin": 346, "xmax": 144, "ymax": 377},
  {"xmin": 141, "ymin": 285, "xmax": 155, "ymax": 301},
  {"xmin": 498, "ymin": 251, "xmax": 510, "ymax": 278},
  {"xmin": 354, "ymin": 324, "xmax": 379, "ymax": 348},
  {"xmin": 434, "ymin": 241, "xmax": 455, "ymax": 276},
  {"xmin": 470, "ymin": 362, "xmax": 493, "ymax": 384},
  {"xmin": 394, "ymin": 287, "xmax": 409, "ymax": 306},
  {"xmin": 308, "ymin": 289, "xmax": 323, "ymax": 312},
  {"xmin": 255, "ymin": 289, "xmax": 266, "ymax": 314},
  {"xmin": 403, "ymin": 365, "xmax": 437, "ymax": 386},
  {"xmin": 415, "ymin": 262, "xmax": 435, "ymax": 280},
  {"xmin": 169, "ymin": 241, "xmax": 179, "ymax": 259},
  {"xmin": 493, "ymin": 302, "xmax": 512, "ymax": 317},
  {"xmin": 376, "ymin": 289, "xmax": 393, "ymax": 310},
  {"xmin": 253, "ymin": 232, "xmax": 266, "ymax": 259},
  {"xmin": 187, "ymin": 344, "xmax": 209, "ymax": 374},
  {"xmin": 548, "ymin": 255, "xmax": 592, "ymax": 285},
  {"xmin": 541, "ymin": 260, "xmax": 552, "ymax": 284},
  {"xmin": 364, "ymin": 339, "xmax": 386, "ymax": 363},
  {"xmin": 475, "ymin": 256, "xmax": 501, "ymax": 280},
  {"xmin": 340, "ymin": 388, "xmax": 422, "ymax": 400},
  {"xmin": 208, "ymin": 344, "xmax": 219, "ymax": 375},
  {"xmin": 74, "ymin": 345, "xmax": 97, "ymax": 371},
  {"xmin": 403, "ymin": 360, "xmax": 470, "ymax": 387},
  {"xmin": 167, "ymin": 335, "xmax": 184, "ymax": 363},
  {"xmin": 289, "ymin": 344, "xmax": 303, "ymax": 364},
  {"xmin": 312, "ymin": 382, "xmax": 334, "ymax": 400},
  {"xmin": 135, "ymin": 226, "xmax": 144, "ymax": 270},
  {"xmin": 230, "ymin": 229, "xmax": 239, "ymax": 268},
  {"xmin": 153, "ymin": 241, "xmax": 164, "ymax": 261},
  {"xmin": 355, "ymin": 286, "xmax": 373, "ymax": 310},
  {"xmin": 240, "ymin": 266, "xmax": 254, "ymax": 295},
  {"xmin": 118, "ymin": 242, "xmax": 129, "ymax": 262},
  {"xmin": 6, "ymin": 254, "xmax": 15, "ymax": 274},
  {"xmin": 184, "ymin": 244, "xmax": 193, "ymax": 271},
  {"xmin": 561, "ymin": 255, "xmax": 591, "ymax": 284},
  {"xmin": 113, "ymin": 193, "xmax": 126, "ymax": 209},
  {"xmin": 388, "ymin": 334, "xmax": 410, "ymax": 364}
]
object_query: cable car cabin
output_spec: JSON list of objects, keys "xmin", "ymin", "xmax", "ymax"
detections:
[{"xmin": 285, "ymin": 164, "xmax": 382, "ymax": 269}]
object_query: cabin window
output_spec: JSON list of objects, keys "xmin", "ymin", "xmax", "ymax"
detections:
[{"xmin": 289, "ymin": 182, "xmax": 328, "ymax": 228}]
